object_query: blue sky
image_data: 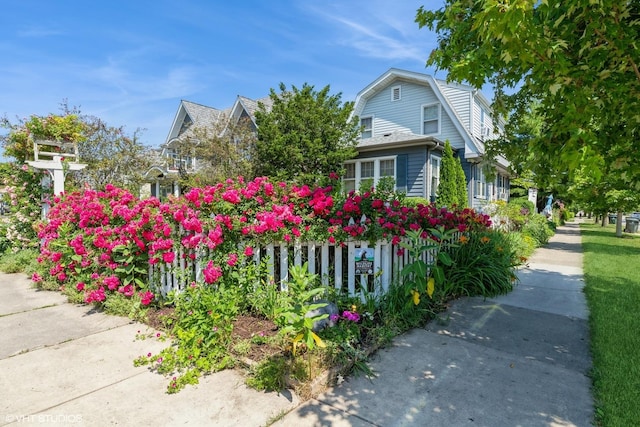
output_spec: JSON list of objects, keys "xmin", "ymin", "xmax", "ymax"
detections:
[{"xmin": 1, "ymin": 0, "xmax": 449, "ymax": 150}]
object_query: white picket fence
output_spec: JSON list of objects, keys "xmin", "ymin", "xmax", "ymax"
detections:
[{"xmin": 149, "ymin": 238, "xmax": 443, "ymax": 298}]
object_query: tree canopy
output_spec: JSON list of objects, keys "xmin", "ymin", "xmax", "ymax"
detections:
[
  {"xmin": 253, "ymin": 83, "xmax": 360, "ymax": 185},
  {"xmin": 416, "ymin": 1, "xmax": 640, "ymax": 190},
  {"xmin": 167, "ymin": 114, "xmax": 257, "ymax": 189}
]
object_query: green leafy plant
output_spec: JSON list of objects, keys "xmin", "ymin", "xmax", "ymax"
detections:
[
  {"xmin": 102, "ymin": 292, "xmax": 148, "ymax": 321},
  {"xmin": 111, "ymin": 242, "xmax": 150, "ymax": 290},
  {"xmin": 398, "ymin": 227, "xmax": 456, "ymax": 306},
  {"xmin": 134, "ymin": 283, "xmax": 239, "ymax": 393},
  {"xmin": 245, "ymin": 355, "xmax": 289, "ymax": 392},
  {"xmin": 278, "ymin": 264, "xmax": 328, "ymax": 357},
  {"xmin": 443, "ymin": 230, "xmax": 519, "ymax": 298},
  {"xmin": 247, "ymin": 276, "xmax": 289, "ymax": 321}
]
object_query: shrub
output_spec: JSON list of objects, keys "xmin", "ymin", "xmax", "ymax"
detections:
[
  {"xmin": 402, "ymin": 197, "xmax": 431, "ymax": 208},
  {"xmin": 0, "ymin": 249, "xmax": 39, "ymax": 274},
  {"xmin": 505, "ymin": 232, "xmax": 537, "ymax": 260},
  {"xmin": 521, "ymin": 214, "xmax": 555, "ymax": 246},
  {"xmin": 134, "ymin": 283, "xmax": 239, "ymax": 393},
  {"xmin": 443, "ymin": 230, "xmax": 520, "ymax": 298}
]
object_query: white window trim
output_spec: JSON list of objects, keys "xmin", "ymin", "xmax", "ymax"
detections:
[
  {"xmin": 343, "ymin": 156, "xmax": 397, "ymax": 192},
  {"xmin": 429, "ymin": 154, "xmax": 442, "ymax": 199},
  {"xmin": 474, "ymin": 166, "xmax": 487, "ymax": 199},
  {"xmin": 421, "ymin": 102, "xmax": 441, "ymax": 135},
  {"xmin": 360, "ymin": 115, "xmax": 374, "ymax": 139},
  {"xmin": 391, "ymin": 85, "xmax": 401, "ymax": 102}
]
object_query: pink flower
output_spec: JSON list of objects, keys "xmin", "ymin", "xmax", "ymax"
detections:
[
  {"xmin": 103, "ymin": 275, "xmax": 120, "ymax": 290},
  {"xmin": 244, "ymin": 246, "xmax": 254, "ymax": 257},
  {"xmin": 227, "ymin": 253, "xmax": 238, "ymax": 267},
  {"xmin": 203, "ymin": 261, "xmax": 222, "ymax": 284},
  {"xmin": 85, "ymin": 287, "xmax": 106, "ymax": 304},
  {"xmin": 119, "ymin": 284, "xmax": 134, "ymax": 297},
  {"xmin": 162, "ymin": 251, "xmax": 175, "ymax": 264},
  {"xmin": 31, "ymin": 273, "xmax": 42, "ymax": 283},
  {"xmin": 76, "ymin": 282, "xmax": 85, "ymax": 291},
  {"xmin": 139, "ymin": 291, "xmax": 154, "ymax": 305}
]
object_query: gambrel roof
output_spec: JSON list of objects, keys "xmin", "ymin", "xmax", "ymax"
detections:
[{"xmin": 352, "ymin": 68, "xmax": 489, "ymax": 161}]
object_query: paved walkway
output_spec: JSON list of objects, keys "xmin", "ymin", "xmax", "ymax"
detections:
[
  {"xmin": 0, "ymin": 279, "xmax": 299, "ymax": 426},
  {"xmin": 275, "ymin": 221, "xmax": 593, "ymax": 426},
  {"xmin": 0, "ymin": 222, "xmax": 593, "ymax": 426}
]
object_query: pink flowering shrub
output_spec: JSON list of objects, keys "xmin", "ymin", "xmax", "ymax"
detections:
[{"xmin": 33, "ymin": 175, "xmax": 492, "ymax": 308}]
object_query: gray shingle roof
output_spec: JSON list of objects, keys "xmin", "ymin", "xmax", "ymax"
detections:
[{"xmin": 181, "ymin": 100, "xmax": 226, "ymax": 134}]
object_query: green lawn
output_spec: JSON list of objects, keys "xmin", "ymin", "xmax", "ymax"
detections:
[{"xmin": 581, "ymin": 224, "xmax": 640, "ymax": 426}]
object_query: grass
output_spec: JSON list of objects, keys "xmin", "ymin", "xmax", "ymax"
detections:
[{"xmin": 581, "ymin": 223, "xmax": 640, "ymax": 427}]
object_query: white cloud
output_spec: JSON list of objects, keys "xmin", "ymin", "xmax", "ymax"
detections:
[
  {"xmin": 17, "ymin": 26, "xmax": 64, "ymax": 38},
  {"xmin": 300, "ymin": 0, "xmax": 439, "ymax": 64}
]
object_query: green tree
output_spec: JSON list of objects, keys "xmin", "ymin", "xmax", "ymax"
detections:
[
  {"xmin": 170, "ymin": 114, "xmax": 257, "ymax": 188},
  {"xmin": 568, "ymin": 163, "xmax": 640, "ymax": 236},
  {"xmin": 454, "ymin": 153, "xmax": 468, "ymax": 208},
  {"xmin": 436, "ymin": 140, "xmax": 467, "ymax": 207},
  {"xmin": 436, "ymin": 141, "xmax": 460, "ymax": 207},
  {"xmin": 253, "ymin": 83, "xmax": 359, "ymax": 184},
  {"xmin": 416, "ymin": 1, "xmax": 640, "ymax": 188},
  {"xmin": 75, "ymin": 115, "xmax": 152, "ymax": 193}
]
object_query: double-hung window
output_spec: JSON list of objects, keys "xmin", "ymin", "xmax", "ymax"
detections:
[
  {"xmin": 343, "ymin": 163, "xmax": 356, "ymax": 193},
  {"xmin": 422, "ymin": 103, "xmax": 440, "ymax": 135},
  {"xmin": 474, "ymin": 165, "xmax": 487, "ymax": 199},
  {"xmin": 360, "ymin": 116, "xmax": 373, "ymax": 139},
  {"xmin": 343, "ymin": 157, "xmax": 396, "ymax": 192}
]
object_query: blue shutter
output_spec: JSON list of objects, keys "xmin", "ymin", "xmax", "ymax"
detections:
[{"xmin": 396, "ymin": 154, "xmax": 408, "ymax": 193}]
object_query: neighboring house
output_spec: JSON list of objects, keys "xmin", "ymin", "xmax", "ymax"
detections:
[
  {"xmin": 143, "ymin": 97, "xmax": 272, "ymax": 200},
  {"xmin": 349, "ymin": 68, "xmax": 510, "ymax": 210}
]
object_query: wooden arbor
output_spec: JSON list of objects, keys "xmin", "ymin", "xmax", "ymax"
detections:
[{"xmin": 26, "ymin": 139, "xmax": 87, "ymax": 217}]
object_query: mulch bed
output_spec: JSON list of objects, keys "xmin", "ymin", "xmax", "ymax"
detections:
[{"xmin": 230, "ymin": 314, "xmax": 283, "ymax": 363}]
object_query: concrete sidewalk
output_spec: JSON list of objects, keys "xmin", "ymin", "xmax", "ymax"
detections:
[
  {"xmin": 0, "ymin": 275, "xmax": 299, "ymax": 426},
  {"xmin": 0, "ymin": 222, "xmax": 593, "ymax": 426},
  {"xmin": 275, "ymin": 221, "xmax": 594, "ymax": 426}
]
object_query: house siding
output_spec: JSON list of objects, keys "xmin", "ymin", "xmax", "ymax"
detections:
[
  {"xmin": 357, "ymin": 146, "xmax": 427, "ymax": 198},
  {"xmin": 360, "ymin": 81, "xmax": 465, "ymax": 150},
  {"xmin": 439, "ymin": 84, "xmax": 472, "ymax": 133}
]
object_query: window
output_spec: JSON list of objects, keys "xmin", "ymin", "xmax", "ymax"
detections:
[
  {"xmin": 429, "ymin": 155, "xmax": 441, "ymax": 200},
  {"xmin": 497, "ymin": 174, "xmax": 509, "ymax": 200},
  {"xmin": 479, "ymin": 108, "xmax": 491, "ymax": 138},
  {"xmin": 360, "ymin": 161, "xmax": 375, "ymax": 190},
  {"xmin": 474, "ymin": 165, "xmax": 487, "ymax": 198},
  {"xmin": 344, "ymin": 163, "xmax": 356, "ymax": 193},
  {"xmin": 380, "ymin": 159, "xmax": 394, "ymax": 178},
  {"xmin": 422, "ymin": 103, "xmax": 440, "ymax": 135},
  {"xmin": 343, "ymin": 157, "xmax": 396, "ymax": 192},
  {"xmin": 360, "ymin": 116, "xmax": 373, "ymax": 139},
  {"xmin": 392, "ymin": 85, "xmax": 401, "ymax": 101}
]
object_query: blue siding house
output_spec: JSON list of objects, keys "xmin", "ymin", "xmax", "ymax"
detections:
[{"xmin": 349, "ymin": 68, "xmax": 510, "ymax": 210}]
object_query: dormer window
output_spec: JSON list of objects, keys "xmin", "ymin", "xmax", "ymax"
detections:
[
  {"xmin": 391, "ymin": 85, "xmax": 401, "ymax": 102},
  {"xmin": 360, "ymin": 116, "xmax": 373, "ymax": 139}
]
